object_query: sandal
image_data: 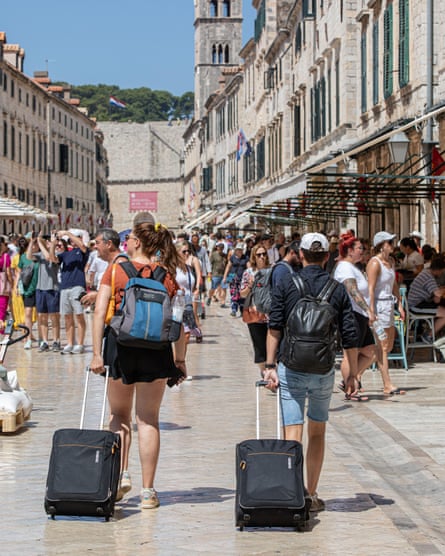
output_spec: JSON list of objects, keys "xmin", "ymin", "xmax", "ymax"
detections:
[
  {"xmin": 345, "ymin": 393, "xmax": 369, "ymax": 402},
  {"xmin": 383, "ymin": 388, "xmax": 406, "ymax": 396}
]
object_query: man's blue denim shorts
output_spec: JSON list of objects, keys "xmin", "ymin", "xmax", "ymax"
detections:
[{"xmin": 278, "ymin": 362, "xmax": 335, "ymax": 426}]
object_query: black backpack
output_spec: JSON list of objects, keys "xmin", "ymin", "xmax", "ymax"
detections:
[
  {"xmin": 251, "ymin": 261, "xmax": 292, "ymax": 314},
  {"xmin": 280, "ymin": 275, "xmax": 339, "ymax": 374}
]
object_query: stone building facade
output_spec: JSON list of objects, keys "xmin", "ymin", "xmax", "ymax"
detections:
[
  {"xmin": 0, "ymin": 32, "xmax": 106, "ymax": 236},
  {"xmin": 100, "ymin": 121, "xmax": 185, "ymax": 232},
  {"xmin": 186, "ymin": 0, "xmax": 445, "ymax": 247}
]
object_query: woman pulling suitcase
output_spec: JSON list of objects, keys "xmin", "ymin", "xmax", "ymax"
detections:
[{"xmin": 89, "ymin": 222, "xmax": 187, "ymax": 510}]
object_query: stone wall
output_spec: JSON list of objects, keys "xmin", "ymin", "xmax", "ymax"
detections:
[{"xmin": 100, "ymin": 121, "xmax": 185, "ymax": 232}]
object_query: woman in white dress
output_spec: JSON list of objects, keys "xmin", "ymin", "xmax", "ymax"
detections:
[{"xmin": 367, "ymin": 231, "xmax": 406, "ymax": 396}]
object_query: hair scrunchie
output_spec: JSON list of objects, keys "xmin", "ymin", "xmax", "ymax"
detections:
[{"xmin": 155, "ymin": 223, "xmax": 163, "ymax": 232}]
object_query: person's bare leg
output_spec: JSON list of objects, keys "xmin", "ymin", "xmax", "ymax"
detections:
[
  {"xmin": 108, "ymin": 379, "xmax": 134, "ymax": 472},
  {"xmin": 75, "ymin": 313, "xmax": 86, "ymax": 345},
  {"xmin": 135, "ymin": 379, "xmax": 166, "ymax": 488},
  {"xmin": 64, "ymin": 314, "xmax": 75, "ymax": 346},
  {"xmin": 305, "ymin": 420, "xmax": 326, "ymax": 496}
]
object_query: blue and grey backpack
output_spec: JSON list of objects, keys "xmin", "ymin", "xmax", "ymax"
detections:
[{"xmin": 110, "ymin": 261, "xmax": 180, "ymax": 349}]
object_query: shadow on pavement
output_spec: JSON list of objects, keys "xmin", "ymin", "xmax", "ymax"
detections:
[
  {"xmin": 327, "ymin": 492, "xmax": 394, "ymax": 512},
  {"xmin": 155, "ymin": 486, "xmax": 234, "ymax": 505}
]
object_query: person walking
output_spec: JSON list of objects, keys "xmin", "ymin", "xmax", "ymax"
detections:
[
  {"xmin": 89, "ymin": 222, "xmax": 187, "ymax": 510},
  {"xmin": 223, "ymin": 243, "xmax": 248, "ymax": 317},
  {"xmin": 239, "ymin": 244, "xmax": 270, "ymax": 376},
  {"xmin": 333, "ymin": 233, "xmax": 376, "ymax": 399},
  {"xmin": 367, "ymin": 231, "xmax": 406, "ymax": 396},
  {"xmin": 0, "ymin": 237, "xmax": 13, "ymax": 331},
  {"xmin": 264, "ymin": 233, "xmax": 359, "ymax": 513},
  {"xmin": 49, "ymin": 230, "xmax": 89, "ymax": 354},
  {"xmin": 28, "ymin": 234, "xmax": 61, "ymax": 352},
  {"xmin": 208, "ymin": 242, "xmax": 227, "ymax": 307},
  {"xmin": 16, "ymin": 236, "xmax": 39, "ymax": 349}
]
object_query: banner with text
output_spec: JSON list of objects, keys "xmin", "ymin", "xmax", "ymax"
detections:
[{"xmin": 129, "ymin": 191, "xmax": 158, "ymax": 212}]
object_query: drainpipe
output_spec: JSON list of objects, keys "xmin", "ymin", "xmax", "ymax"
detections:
[
  {"xmin": 426, "ymin": 0, "xmax": 434, "ymax": 144},
  {"xmin": 425, "ymin": 0, "xmax": 437, "ymax": 245}
]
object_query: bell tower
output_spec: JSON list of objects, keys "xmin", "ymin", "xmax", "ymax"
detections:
[{"xmin": 194, "ymin": 0, "xmax": 243, "ymax": 119}]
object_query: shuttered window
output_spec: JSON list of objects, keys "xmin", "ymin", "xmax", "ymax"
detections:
[
  {"xmin": 399, "ymin": 0, "xmax": 409, "ymax": 87},
  {"xmin": 361, "ymin": 32, "xmax": 367, "ymax": 113},
  {"xmin": 383, "ymin": 5, "xmax": 393, "ymax": 99},
  {"xmin": 294, "ymin": 105, "xmax": 301, "ymax": 157},
  {"xmin": 373, "ymin": 21, "xmax": 379, "ymax": 105}
]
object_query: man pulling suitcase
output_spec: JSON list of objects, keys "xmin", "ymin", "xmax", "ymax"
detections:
[{"xmin": 264, "ymin": 233, "xmax": 359, "ymax": 513}]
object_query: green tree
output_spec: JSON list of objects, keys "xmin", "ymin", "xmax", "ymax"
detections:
[{"xmin": 59, "ymin": 83, "xmax": 194, "ymax": 123}]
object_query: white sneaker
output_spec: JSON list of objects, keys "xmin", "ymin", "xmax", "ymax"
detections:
[
  {"xmin": 140, "ymin": 488, "xmax": 160, "ymax": 509},
  {"xmin": 71, "ymin": 345, "xmax": 85, "ymax": 354},
  {"xmin": 62, "ymin": 344, "xmax": 73, "ymax": 354},
  {"xmin": 24, "ymin": 339, "xmax": 32, "ymax": 350}
]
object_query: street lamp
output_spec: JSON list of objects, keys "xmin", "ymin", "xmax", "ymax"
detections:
[{"xmin": 387, "ymin": 131, "xmax": 410, "ymax": 164}]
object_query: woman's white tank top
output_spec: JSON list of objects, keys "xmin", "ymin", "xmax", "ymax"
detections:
[{"xmin": 375, "ymin": 257, "xmax": 395, "ymax": 300}]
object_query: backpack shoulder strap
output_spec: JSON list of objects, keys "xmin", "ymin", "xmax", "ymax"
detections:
[
  {"xmin": 152, "ymin": 265, "xmax": 167, "ymax": 283},
  {"xmin": 290, "ymin": 273, "xmax": 306, "ymax": 296},
  {"xmin": 318, "ymin": 278, "xmax": 338, "ymax": 302},
  {"xmin": 112, "ymin": 252, "xmax": 129, "ymax": 264},
  {"xmin": 119, "ymin": 260, "xmax": 138, "ymax": 279}
]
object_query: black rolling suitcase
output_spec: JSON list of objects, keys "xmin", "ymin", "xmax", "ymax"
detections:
[
  {"xmin": 44, "ymin": 367, "xmax": 121, "ymax": 521},
  {"xmin": 235, "ymin": 380, "xmax": 310, "ymax": 530}
]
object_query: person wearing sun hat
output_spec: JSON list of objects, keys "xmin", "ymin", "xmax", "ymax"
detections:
[{"xmin": 367, "ymin": 231, "xmax": 406, "ymax": 396}]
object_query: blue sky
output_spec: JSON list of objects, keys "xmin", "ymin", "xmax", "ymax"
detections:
[{"xmin": 1, "ymin": 1, "xmax": 256, "ymax": 96}]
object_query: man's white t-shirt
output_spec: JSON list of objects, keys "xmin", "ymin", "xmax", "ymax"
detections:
[{"xmin": 334, "ymin": 260, "xmax": 370, "ymax": 317}]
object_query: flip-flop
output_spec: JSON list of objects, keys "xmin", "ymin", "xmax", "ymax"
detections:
[
  {"xmin": 383, "ymin": 388, "xmax": 406, "ymax": 396},
  {"xmin": 345, "ymin": 393, "xmax": 369, "ymax": 402}
]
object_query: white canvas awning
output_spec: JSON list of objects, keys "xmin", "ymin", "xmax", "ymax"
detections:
[
  {"xmin": 184, "ymin": 209, "xmax": 218, "ymax": 231},
  {"xmin": 0, "ymin": 197, "xmax": 57, "ymax": 222}
]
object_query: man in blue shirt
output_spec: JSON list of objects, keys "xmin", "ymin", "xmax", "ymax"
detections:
[
  {"xmin": 49, "ymin": 230, "xmax": 89, "ymax": 354},
  {"xmin": 264, "ymin": 233, "xmax": 359, "ymax": 514}
]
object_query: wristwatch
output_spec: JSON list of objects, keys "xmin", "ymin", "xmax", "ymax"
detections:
[{"xmin": 264, "ymin": 363, "xmax": 276, "ymax": 369}]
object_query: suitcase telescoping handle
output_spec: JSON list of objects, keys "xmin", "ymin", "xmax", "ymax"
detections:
[
  {"xmin": 80, "ymin": 366, "xmax": 110, "ymax": 430},
  {"xmin": 255, "ymin": 380, "xmax": 281, "ymax": 440}
]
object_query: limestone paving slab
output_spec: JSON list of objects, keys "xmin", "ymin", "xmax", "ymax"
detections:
[{"xmin": 0, "ymin": 308, "xmax": 444, "ymax": 555}]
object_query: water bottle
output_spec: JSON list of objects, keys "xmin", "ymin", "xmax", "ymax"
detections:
[
  {"xmin": 172, "ymin": 290, "xmax": 185, "ymax": 323},
  {"xmin": 169, "ymin": 290, "xmax": 185, "ymax": 341},
  {"xmin": 373, "ymin": 320, "xmax": 387, "ymax": 341}
]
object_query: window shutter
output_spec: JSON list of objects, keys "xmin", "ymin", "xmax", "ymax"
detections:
[
  {"xmin": 361, "ymin": 32, "xmax": 367, "ymax": 113},
  {"xmin": 383, "ymin": 5, "xmax": 393, "ymax": 99},
  {"xmin": 294, "ymin": 105, "xmax": 301, "ymax": 157},
  {"xmin": 399, "ymin": 0, "xmax": 409, "ymax": 87},
  {"xmin": 373, "ymin": 21, "xmax": 379, "ymax": 105}
]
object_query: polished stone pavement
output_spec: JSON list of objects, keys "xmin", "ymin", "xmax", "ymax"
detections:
[{"xmin": 1, "ymin": 305, "xmax": 445, "ymax": 555}]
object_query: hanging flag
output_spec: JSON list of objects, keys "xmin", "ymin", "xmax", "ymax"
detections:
[
  {"xmin": 109, "ymin": 95, "xmax": 127, "ymax": 109},
  {"xmin": 236, "ymin": 129, "xmax": 247, "ymax": 161},
  {"xmin": 432, "ymin": 147, "xmax": 445, "ymax": 176}
]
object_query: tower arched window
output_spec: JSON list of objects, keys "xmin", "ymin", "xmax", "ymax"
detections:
[
  {"xmin": 218, "ymin": 45, "xmax": 223, "ymax": 64},
  {"xmin": 212, "ymin": 45, "xmax": 217, "ymax": 64},
  {"xmin": 209, "ymin": 0, "xmax": 218, "ymax": 17},
  {"xmin": 222, "ymin": 0, "xmax": 231, "ymax": 17},
  {"xmin": 225, "ymin": 45, "xmax": 230, "ymax": 63}
]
